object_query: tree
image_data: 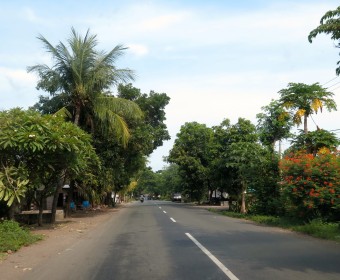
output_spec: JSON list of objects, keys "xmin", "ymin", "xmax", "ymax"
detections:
[
  {"xmin": 227, "ymin": 142, "xmax": 267, "ymax": 214},
  {"xmin": 168, "ymin": 122, "xmax": 213, "ymax": 202},
  {"xmin": 28, "ymin": 27, "xmax": 142, "ymax": 145},
  {"xmin": 0, "ymin": 109, "xmax": 99, "ymax": 224},
  {"xmin": 257, "ymin": 100, "xmax": 293, "ymax": 154},
  {"xmin": 290, "ymin": 129, "xmax": 340, "ymax": 156},
  {"xmin": 93, "ymin": 85, "xmax": 171, "ymax": 204},
  {"xmin": 278, "ymin": 83, "xmax": 336, "ymax": 134},
  {"xmin": 28, "ymin": 28, "xmax": 143, "ymax": 214},
  {"xmin": 157, "ymin": 164, "xmax": 183, "ymax": 199},
  {"xmin": 218, "ymin": 118, "xmax": 260, "ymax": 213},
  {"xmin": 308, "ymin": 6, "xmax": 340, "ymax": 75},
  {"xmin": 117, "ymin": 84, "xmax": 171, "ymax": 153}
]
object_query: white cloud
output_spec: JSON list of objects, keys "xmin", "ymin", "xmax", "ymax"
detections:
[
  {"xmin": 0, "ymin": 67, "xmax": 37, "ymax": 90},
  {"xmin": 127, "ymin": 44, "xmax": 149, "ymax": 57},
  {"xmin": 0, "ymin": 67, "xmax": 38, "ymax": 110},
  {"xmin": 22, "ymin": 7, "xmax": 39, "ymax": 22}
]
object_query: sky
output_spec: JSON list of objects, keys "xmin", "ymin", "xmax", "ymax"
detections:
[{"xmin": 1, "ymin": 0, "xmax": 340, "ymax": 171}]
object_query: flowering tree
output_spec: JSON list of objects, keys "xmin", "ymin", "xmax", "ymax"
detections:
[
  {"xmin": 279, "ymin": 149, "xmax": 340, "ymax": 221},
  {"xmin": 0, "ymin": 108, "xmax": 99, "ymax": 224}
]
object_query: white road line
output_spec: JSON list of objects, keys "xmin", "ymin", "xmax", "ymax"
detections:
[
  {"xmin": 185, "ymin": 233, "xmax": 239, "ymax": 280},
  {"xmin": 159, "ymin": 206, "xmax": 162, "ymax": 209},
  {"xmin": 170, "ymin": 217, "xmax": 176, "ymax": 223},
  {"xmin": 163, "ymin": 211, "xmax": 167, "ymax": 214}
]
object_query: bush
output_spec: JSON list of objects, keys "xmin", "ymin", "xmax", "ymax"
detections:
[
  {"xmin": 279, "ymin": 149, "xmax": 340, "ymax": 221},
  {"xmin": 0, "ymin": 220, "xmax": 42, "ymax": 252}
]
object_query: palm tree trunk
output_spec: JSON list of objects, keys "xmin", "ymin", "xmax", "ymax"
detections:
[
  {"xmin": 74, "ymin": 104, "xmax": 81, "ymax": 126},
  {"xmin": 304, "ymin": 114, "xmax": 308, "ymax": 134}
]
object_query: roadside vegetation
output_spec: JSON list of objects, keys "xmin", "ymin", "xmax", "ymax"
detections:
[
  {"xmin": 0, "ymin": 5, "xmax": 340, "ymax": 251},
  {"xmin": 209, "ymin": 210, "xmax": 340, "ymax": 242},
  {"xmin": 137, "ymin": 5, "xmax": 340, "ymax": 242},
  {"xmin": 0, "ymin": 220, "xmax": 43, "ymax": 259}
]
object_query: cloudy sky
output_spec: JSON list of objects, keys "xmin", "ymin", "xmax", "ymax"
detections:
[{"xmin": 1, "ymin": 0, "xmax": 340, "ymax": 170}]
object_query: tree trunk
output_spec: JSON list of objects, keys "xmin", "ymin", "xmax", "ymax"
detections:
[
  {"xmin": 51, "ymin": 184, "xmax": 63, "ymax": 223},
  {"xmin": 112, "ymin": 192, "xmax": 117, "ymax": 207},
  {"xmin": 240, "ymin": 182, "xmax": 247, "ymax": 214},
  {"xmin": 304, "ymin": 114, "xmax": 308, "ymax": 134},
  {"xmin": 37, "ymin": 194, "xmax": 44, "ymax": 226},
  {"xmin": 7, "ymin": 202, "xmax": 17, "ymax": 220},
  {"xmin": 74, "ymin": 104, "xmax": 81, "ymax": 126},
  {"xmin": 51, "ymin": 173, "xmax": 67, "ymax": 223}
]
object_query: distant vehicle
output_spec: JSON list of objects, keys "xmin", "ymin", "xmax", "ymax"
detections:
[{"xmin": 172, "ymin": 193, "xmax": 182, "ymax": 202}]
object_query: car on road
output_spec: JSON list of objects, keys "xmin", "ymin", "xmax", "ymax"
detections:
[{"xmin": 172, "ymin": 193, "xmax": 182, "ymax": 202}]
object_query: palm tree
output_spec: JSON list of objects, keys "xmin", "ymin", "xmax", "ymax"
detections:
[
  {"xmin": 278, "ymin": 83, "xmax": 337, "ymax": 134},
  {"xmin": 28, "ymin": 27, "xmax": 142, "ymax": 145}
]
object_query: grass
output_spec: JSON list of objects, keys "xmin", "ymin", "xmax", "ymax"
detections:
[
  {"xmin": 209, "ymin": 209, "xmax": 340, "ymax": 242},
  {"xmin": 0, "ymin": 220, "xmax": 43, "ymax": 258}
]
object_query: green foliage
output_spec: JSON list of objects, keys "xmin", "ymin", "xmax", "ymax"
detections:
[
  {"xmin": 28, "ymin": 27, "xmax": 141, "ymax": 146},
  {"xmin": 256, "ymin": 99, "xmax": 293, "ymax": 151},
  {"xmin": 0, "ymin": 108, "xmax": 99, "ymax": 208},
  {"xmin": 0, "ymin": 220, "xmax": 43, "ymax": 252},
  {"xmin": 308, "ymin": 6, "xmax": 340, "ymax": 75},
  {"xmin": 247, "ymin": 153, "xmax": 284, "ymax": 216},
  {"xmin": 292, "ymin": 219, "xmax": 340, "ymax": 241},
  {"xmin": 135, "ymin": 167, "xmax": 161, "ymax": 196},
  {"xmin": 290, "ymin": 129, "xmax": 340, "ymax": 155},
  {"xmin": 0, "ymin": 166, "xmax": 29, "ymax": 206},
  {"xmin": 168, "ymin": 122, "xmax": 213, "ymax": 201},
  {"xmin": 117, "ymin": 84, "xmax": 171, "ymax": 154},
  {"xmin": 278, "ymin": 83, "xmax": 336, "ymax": 133},
  {"xmin": 75, "ymin": 84, "xmax": 171, "ymax": 200},
  {"xmin": 279, "ymin": 150, "xmax": 340, "ymax": 221}
]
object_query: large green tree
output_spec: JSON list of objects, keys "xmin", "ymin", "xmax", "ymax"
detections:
[
  {"xmin": 28, "ymin": 27, "xmax": 142, "ymax": 145},
  {"xmin": 93, "ymin": 84, "xmax": 170, "ymax": 204},
  {"xmin": 308, "ymin": 6, "xmax": 340, "ymax": 75},
  {"xmin": 168, "ymin": 122, "xmax": 213, "ymax": 202},
  {"xmin": 0, "ymin": 109, "xmax": 98, "ymax": 224},
  {"xmin": 278, "ymin": 83, "xmax": 336, "ymax": 134}
]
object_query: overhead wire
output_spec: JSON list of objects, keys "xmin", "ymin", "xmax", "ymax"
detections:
[
  {"xmin": 322, "ymin": 76, "xmax": 339, "ymax": 86},
  {"xmin": 326, "ymin": 80, "xmax": 340, "ymax": 90}
]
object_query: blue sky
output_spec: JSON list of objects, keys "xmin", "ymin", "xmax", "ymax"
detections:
[{"xmin": 1, "ymin": 1, "xmax": 340, "ymax": 170}]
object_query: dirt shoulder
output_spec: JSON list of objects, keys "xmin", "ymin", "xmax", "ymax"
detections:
[{"xmin": 0, "ymin": 205, "xmax": 123, "ymax": 280}]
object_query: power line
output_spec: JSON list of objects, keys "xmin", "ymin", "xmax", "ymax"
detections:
[
  {"xmin": 322, "ymin": 76, "xmax": 339, "ymax": 86},
  {"xmin": 330, "ymin": 84, "xmax": 340, "ymax": 91},
  {"xmin": 326, "ymin": 81, "xmax": 340, "ymax": 89}
]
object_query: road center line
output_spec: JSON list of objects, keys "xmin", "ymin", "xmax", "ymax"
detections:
[
  {"xmin": 163, "ymin": 211, "xmax": 167, "ymax": 214},
  {"xmin": 185, "ymin": 233, "xmax": 239, "ymax": 280},
  {"xmin": 170, "ymin": 217, "xmax": 176, "ymax": 223}
]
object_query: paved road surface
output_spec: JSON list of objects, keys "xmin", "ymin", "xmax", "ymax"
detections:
[{"xmin": 23, "ymin": 200, "xmax": 340, "ymax": 280}]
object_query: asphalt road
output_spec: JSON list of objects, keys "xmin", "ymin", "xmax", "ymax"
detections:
[{"xmin": 24, "ymin": 200, "xmax": 340, "ymax": 280}]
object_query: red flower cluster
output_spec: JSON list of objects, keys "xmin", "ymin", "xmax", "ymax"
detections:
[{"xmin": 279, "ymin": 149, "xmax": 340, "ymax": 219}]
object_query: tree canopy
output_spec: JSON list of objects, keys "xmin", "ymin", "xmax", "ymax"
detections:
[
  {"xmin": 308, "ymin": 6, "xmax": 340, "ymax": 75},
  {"xmin": 28, "ymin": 27, "xmax": 142, "ymax": 145}
]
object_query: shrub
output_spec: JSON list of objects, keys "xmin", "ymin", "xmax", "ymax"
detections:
[
  {"xmin": 0, "ymin": 220, "xmax": 42, "ymax": 252},
  {"xmin": 279, "ymin": 149, "xmax": 340, "ymax": 221}
]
